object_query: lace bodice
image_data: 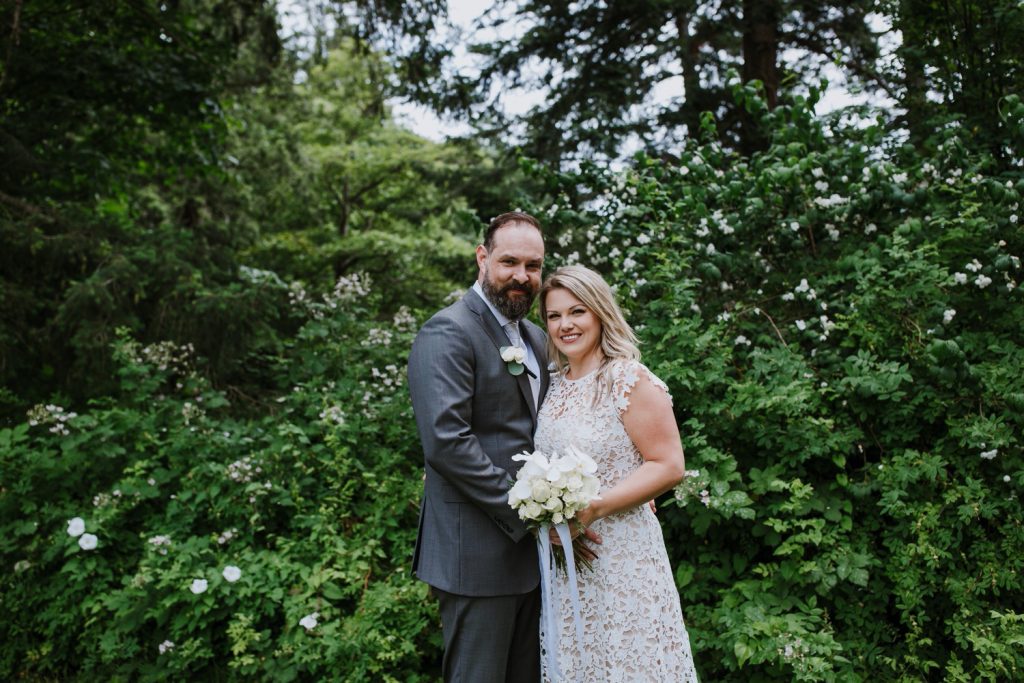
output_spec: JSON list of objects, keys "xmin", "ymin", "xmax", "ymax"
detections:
[
  {"xmin": 536, "ymin": 359, "xmax": 671, "ymax": 490},
  {"xmin": 536, "ymin": 359, "xmax": 698, "ymax": 682}
]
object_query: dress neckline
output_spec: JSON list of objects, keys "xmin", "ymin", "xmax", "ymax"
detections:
[{"xmin": 563, "ymin": 367, "xmax": 599, "ymax": 383}]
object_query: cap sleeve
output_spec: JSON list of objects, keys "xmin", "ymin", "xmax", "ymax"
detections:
[{"xmin": 609, "ymin": 359, "xmax": 672, "ymax": 416}]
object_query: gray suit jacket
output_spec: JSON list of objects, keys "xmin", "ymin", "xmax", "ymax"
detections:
[{"xmin": 408, "ymin": 288, "xmax": 550, "ymax": 596}]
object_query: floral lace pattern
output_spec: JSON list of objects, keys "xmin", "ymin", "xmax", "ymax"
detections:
[{"xmin": 536, "ymin": 359, "xmax": 698, "ymax": 682}]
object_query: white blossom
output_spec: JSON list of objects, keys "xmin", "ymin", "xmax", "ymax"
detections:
[
  {"xmin": 953, "ymin": 272, "xmax": 968, "ymax": 285},
  {"xmin": 300, "ymin": 612, "xmax": 319, "ymax": 631},
  {"xmin": 734, "ymin": 335, "xmax": 752, "ymax": 346},
  {"xmin": 975, "ymin": 274, "xmax": 992, "ymax": 288},
  {"xmin": 78, "ymin": 533, "xmax": 98, "ymax": 551},
  {"xmin": 795, "ymin": 320, "xmax": 807, "ymax": 331},
  {"xmin": 158, "ymin": 640, "xmax": 175, "ymax": 654},
  {"xmin": 190, "ymin": 578, "xmax": 209, "ymax": 594},
  {"xmin": 222, "ymin": 566, "xmax": 242, "ymax": 583},
  {"xmin": 943, "ymin": 309, "xmax": 956, "ymax": 324},
  {"xmin": 67, "ymin": 517, "xmax": 85, "ymax": 538},
  {"xmin": 1004, "ymin": 475, "xmax": 1012, "ymax": 483},
  {"xmin": 789, "ymin": 221, "xmax": 801, "ymax": 232},
  {"xmin": 813, "ymin": 193, "xmax": 848, "ymax": 208}
]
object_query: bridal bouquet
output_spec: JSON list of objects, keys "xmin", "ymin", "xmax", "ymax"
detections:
[
  {"xmin": 509, "ymin": 446, "xmax": 599, "ymax": 681},
  {"xmin": 508, "ymin": 446, "xmax": 601, "ymax": 569}
]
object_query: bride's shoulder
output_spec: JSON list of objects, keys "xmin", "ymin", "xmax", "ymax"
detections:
[{"xmin": 607, "ymin": 358, "xmax": 671, "ymax": 409}]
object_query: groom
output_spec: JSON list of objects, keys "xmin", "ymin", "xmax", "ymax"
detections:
[{"xmin": 408, "ymin": 211, "xmax": 550, "ymax": 682}]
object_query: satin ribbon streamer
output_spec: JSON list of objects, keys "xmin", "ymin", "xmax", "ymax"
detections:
[{"xmin": 537, "ymin": 522, "xmax": 586, "ymax": 682}]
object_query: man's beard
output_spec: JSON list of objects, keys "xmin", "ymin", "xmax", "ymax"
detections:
[{"xmin": 481, "ymin": 269, "xmax": 536, "ymax": 320}]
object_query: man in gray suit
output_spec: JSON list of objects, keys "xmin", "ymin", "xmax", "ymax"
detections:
[{"xmin": 407, "ymin": 211, "xmax": 550, "ymax": 682}]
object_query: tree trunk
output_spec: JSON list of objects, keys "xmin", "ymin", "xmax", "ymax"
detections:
[
  {"xmin": 742, "ymin": 0, "xmax": 779, "ymax": 108},
  {"xmin": 740, "ymin": 0, "xmax": 779, "ymax": 154}
]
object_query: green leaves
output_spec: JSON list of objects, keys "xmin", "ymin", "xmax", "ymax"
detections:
[{"xmin": 538, "ymin": 83, "xmax": 1024, "ymax": 680}]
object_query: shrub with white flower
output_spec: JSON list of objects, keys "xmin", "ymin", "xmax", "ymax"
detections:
[
  {"xmin": 299, "ymin": 612, "xmax": 319, "ymax": 631},
  {"xmin": 158, "ymin": 640, "xmax": 174, "ymax": 655},
  {"xmin": 190, "ymin": 578, "xmax": 208, "ymax": 594},
  {"xmin": 67, "ymin": 517, "xmax": 85, "ymax": 537},
  {"xmin": 222, "ymin": 565, "xmax": 242, "ymax": 583},
  {"xmin": 27, "ymin": 403, "xmax": 78, "ymax": 436}
]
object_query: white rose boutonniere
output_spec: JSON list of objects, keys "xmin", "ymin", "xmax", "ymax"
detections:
[{"xmin": 500, "ymin": 345, "xmax": 527, "ymax": 376}]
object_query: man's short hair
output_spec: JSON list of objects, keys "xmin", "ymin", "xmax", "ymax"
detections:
[{"xmin": 483, "ymin": 211, "xmax": 543, "ymax": 250}]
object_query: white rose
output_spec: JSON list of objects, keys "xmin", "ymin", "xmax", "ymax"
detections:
[
  {"xmin": 190, "ymin": 578, "xmax": 208, "ymax": 594},
  {"xmin": 523, "ymin": 502, "xmax": 544, "ymax": 520},
  {"xmin": 513, "ymin": 347, "xmax": 526, "ymax": 364},
  {"xmin": 542, "ymin": 497, "xmax": 563, "ymax": 513},
  {"xmin": 67, "ymin": 517, "xmax": 85, "ymax": 537},
  {"xmin": 78, "ymin": 533, "xmax": 98, "ymax": 550},
  {"xmin": 299, "ymin": 612, "xmax": 319, "ymax": 631},
  {"xmin": 501, "ymin": 347, "xmax": 517, "ymax": 362},
  {"xmin": 530, "ymin": 479, "xmax": 552, "ymax": 503},
  {"xmin": 222, "ymin": 565, "xmax": 242, "ymax": 583}
]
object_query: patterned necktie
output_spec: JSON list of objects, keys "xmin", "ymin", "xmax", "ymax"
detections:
[{"xmin": 505, "ymin": 321, "xmax": 524, "ymax": 350}]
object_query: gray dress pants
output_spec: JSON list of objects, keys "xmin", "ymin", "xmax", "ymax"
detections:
[{"xmin": 434, "ymin": 586, "xmax": 541, "ymax": 683}]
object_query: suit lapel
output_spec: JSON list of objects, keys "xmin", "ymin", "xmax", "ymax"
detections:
[
  {"xmin": 520, "ymin": 320, "xmax": 550, "ymax": 409},
  {"xmin": 463, "ymin": 289, "xmax": 538, "ymax": 420}
]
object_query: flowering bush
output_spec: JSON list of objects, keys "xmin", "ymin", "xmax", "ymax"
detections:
[
  {"xmin": 538, "ymin": 86, "xmax": 1024, "ymax": 680},
  {"xmin": 0, "ymin": 280, "xmax": 439, "ymax": 680}
]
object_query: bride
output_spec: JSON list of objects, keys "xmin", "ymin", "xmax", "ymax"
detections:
[{"xmin": 535, "ymin": 265, "xmax": 699, "ymax": 681}]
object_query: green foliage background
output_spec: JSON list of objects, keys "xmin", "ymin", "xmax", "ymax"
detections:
[{"xmin": 2, "ymin": 1, "xmax": 1023, "ymax": 681}]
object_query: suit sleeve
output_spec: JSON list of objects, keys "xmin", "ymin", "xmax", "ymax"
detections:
[{"xmin": 408, "ymin": 314, "xmax": 531, "ymax": 542}]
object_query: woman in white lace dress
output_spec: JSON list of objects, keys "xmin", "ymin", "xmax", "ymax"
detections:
[{"xmin": 535, "ymin": 265, "xmax": 698, "ymax": 682}]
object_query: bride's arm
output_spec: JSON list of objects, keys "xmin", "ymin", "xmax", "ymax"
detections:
[{"xmin": 574, "ymin": 372, "xmax": 685, "ymax": 531}]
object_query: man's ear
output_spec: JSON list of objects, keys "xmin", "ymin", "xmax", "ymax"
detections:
[{"xmin": 475, "ymin": 244, "xmax": 488, "ymax": 271}]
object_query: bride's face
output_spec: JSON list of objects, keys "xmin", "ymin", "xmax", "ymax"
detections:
[{"xmin": 544, "ymin": 288, "xmax": 602, "ymax": 363}]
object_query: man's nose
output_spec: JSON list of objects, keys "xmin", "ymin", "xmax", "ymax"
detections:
[{"xmin": 511, "ymin": 266, "xmax": 528, "ymax": 282}]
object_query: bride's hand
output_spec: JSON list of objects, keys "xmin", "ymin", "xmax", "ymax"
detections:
[{"xmin": 549, "ymin": 505, "xmax": 602, "ymax": 546}]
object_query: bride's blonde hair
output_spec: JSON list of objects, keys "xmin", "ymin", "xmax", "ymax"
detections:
[{"xmin": 539, "ymin": 265, "xmax": 640, "ymax": 401}]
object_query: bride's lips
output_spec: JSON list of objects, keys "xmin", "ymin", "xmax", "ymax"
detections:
[{"xmin": 559, "ymin": 333, "xmax": 581, "ymax": 343}]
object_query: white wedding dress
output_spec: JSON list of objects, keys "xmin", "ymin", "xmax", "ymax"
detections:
[{"xmin": 535, "ymin": 359, "xmax": 698, "ymax": 682}]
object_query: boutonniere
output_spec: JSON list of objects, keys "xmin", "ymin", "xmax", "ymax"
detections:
[{"xmin": 500, "ymin": 345, "xmax": 527, "ymax": 376}]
